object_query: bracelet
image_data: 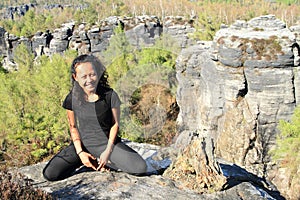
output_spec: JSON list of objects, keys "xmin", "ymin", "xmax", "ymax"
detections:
[{"xmin": 77, "ymin": 150, "xmax": 84, "ymax": 155}]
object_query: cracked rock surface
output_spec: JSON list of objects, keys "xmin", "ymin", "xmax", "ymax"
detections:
[{"xmin": 17, "ymin": 141, "xmax": 282, "ymax": 200}]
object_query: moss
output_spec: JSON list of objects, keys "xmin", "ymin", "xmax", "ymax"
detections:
[
  {"xmin": 253, "ymin": 27, "xmax": 264, "ymax": 31},
  {"xmin": 217, "ymin": 36, "xmax": 225, "ymax": 45},
  {"xmin": 235, "ymin": 36, "xmax": 283, "ymax": 61},
  {"xmin": 269, "ymin": 35, "xmax": 278, "ymax": 40},
  {"xmin": 230, "ymin": 35, "xmax": 239, "ymax": 42}
]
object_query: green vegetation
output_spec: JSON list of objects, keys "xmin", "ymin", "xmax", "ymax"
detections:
[
  {"xmin": 191, "ymin": 12, "xmax": 222, "ymax": 41},
  {"xmin": 0, "ymin": 7, "xmax": 75, "ymax": 37},
  {"xmin": 271, "ymin": 106, "xmax": 300, "ymax": 191},
  {"xmin": 0, "ymin": 0, "xmax": 300, "ymax": 40},
  {"xmin": 276, "ymin": 0, "xmax": 300, "ymax": 5},
  {"xmin": 0, "ymin": 44, "xmax": 77, "ymax": 167},
  {"xmin": 104, "ymin": 26, "xmax": 179, "ymax": 146}
]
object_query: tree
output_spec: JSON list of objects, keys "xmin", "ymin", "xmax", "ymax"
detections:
[
  {"xmin": 0, "ymin": 48, "xmax": 77, "ymax": 167},
  {"xmin": 271, "ymin": 106, "xmax": 300, "ymax": 196}
]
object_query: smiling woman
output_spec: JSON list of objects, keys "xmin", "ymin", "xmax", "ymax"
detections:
[
  {"xmin": 42, "ymin": 54, "xmax": 148, "ymax": 181},
  {"xmin": 73, "ymin": 62, "xmax": 98, "ymax": 101}
]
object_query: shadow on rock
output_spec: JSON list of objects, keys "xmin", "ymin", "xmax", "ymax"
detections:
[{"xmin": 219, "ymin": 162, "xmax": 286, "ymax": 200}]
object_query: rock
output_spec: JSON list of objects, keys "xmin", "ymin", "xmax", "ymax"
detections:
[
  {"xmin": 49, "ymin": 23, "xmax": 74, "ymax": 54},
  {"xmin": 87, "ymin": 27, "xmax": 109, "ymax": 53},
  {"xmin": 2, "ymin": 4, "xmax": 36, "ymax": 20},
  {"xmin": 172, "ymin": 14, "xmax": 299, "ymax": 199},
  {"xmin": 32, "ymin": 30, "xmax": 52, "ymax": 56},
  {"xmin": 0, "ymin": 15, "xmax": 196, "ymax": 61},
  {"xmin": 163, "ymin": 16, "xmax": 196, "ymax": 48},
  {"xmin": 124, "ymin": 15, "xmax": 162, "ymax": 48},
  {"xmin": 0, "ymin": 27, "xmax": 7, "ymax": 57},
  {"xmin": 164, "ymin": 136, "xmax": 227, "ymax": 193},
  {"xmin": 17, "ymin": 141, "xmax": 283, "ymax": 200}
]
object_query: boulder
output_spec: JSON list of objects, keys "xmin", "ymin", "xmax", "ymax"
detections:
[{"xmin": 17, "ymin": 141, "xmax": 283, "ymax": 200}]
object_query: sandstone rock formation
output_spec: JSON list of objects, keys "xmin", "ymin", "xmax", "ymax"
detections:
[
  {"xmin": 0, "ymin": 27, "xmax": 6, "ymax": 56},
  {"xmin": 1, "ymin": 4, "xmax": 87, "ymax": 20},
  {"xmin": 3, "ymin": 4, "xmax": 36, "ymax": 20},
  {"xmin": 17, "ymin": 141, "xmax": 283, "ymax": 200},
  {"xmin": 164, "ymin": 137, "xmax": 227, "ymax": 194},
  {"xmin": 170, "ymin": 15, "xmax": 299, "ymax": 199},
  {"xmin": 0, "ymin": 15, "xmax": 195, "ymax": 70}
]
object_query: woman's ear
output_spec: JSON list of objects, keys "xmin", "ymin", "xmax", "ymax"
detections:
[{"xmin": 72, "ymin": 73, "xmax": 77, "ymax": 81}]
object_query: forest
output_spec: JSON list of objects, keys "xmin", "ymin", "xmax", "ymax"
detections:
[
  {"xmin": 0, "ymin": 0, "xmax": 299, "ymax": 199},
  {"xmin": 0, "ymin": 0, "xmax": 300, "ymax": 40}
]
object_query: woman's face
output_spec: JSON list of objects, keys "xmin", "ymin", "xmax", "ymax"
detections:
[{"xmin": 73, "ymin": 62, "xmax": 98, "ymax": 95}]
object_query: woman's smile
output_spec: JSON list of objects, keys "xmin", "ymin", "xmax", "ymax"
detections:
[{"xmin": 74, "ymin": 62, "xmax": 98, "ymax": 95}]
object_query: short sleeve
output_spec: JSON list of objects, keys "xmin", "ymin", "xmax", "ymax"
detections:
[
  {"xmin": 62, "ymin": 92, "xmax": 72, "ymax": 110},
  {"xmin": 111, "ymin": 90, "xmax": 121, "ymax": 108}
]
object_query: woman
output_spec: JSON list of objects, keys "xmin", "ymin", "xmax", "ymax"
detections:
[{"xmin": 43, "ymin": 54, "xmax": 147, "ymax": 181}]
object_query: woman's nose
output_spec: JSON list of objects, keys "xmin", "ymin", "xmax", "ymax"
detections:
[{"xmin": 86, "ymin": 75, "xmax": 92, "ymax": 82}]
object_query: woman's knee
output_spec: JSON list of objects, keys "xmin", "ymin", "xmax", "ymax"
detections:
[
  {"xmin": 111, "ymin": 142, "xmax": 148, "ymax": 175},
  {"xmin": 43, "ymin": 165, "xmax": 59, "ymax": 181},
  {"xmin": 127, "ymin": 157, "xmax": 148, "ymax": 175}
]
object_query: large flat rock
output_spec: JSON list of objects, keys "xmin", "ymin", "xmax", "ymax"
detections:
[{"xmin": 16, "ymin": 142, "xmax": 283, "ymax": 200}]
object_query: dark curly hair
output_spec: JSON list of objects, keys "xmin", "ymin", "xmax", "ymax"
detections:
[{"xmin": 71, "ymin": 54, "xmax": 110, "ymax": 104}]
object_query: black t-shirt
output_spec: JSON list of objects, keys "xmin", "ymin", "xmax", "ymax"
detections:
[{"xmin": 62, "ymin": 88, "xmax": 121, "ymax": 146}]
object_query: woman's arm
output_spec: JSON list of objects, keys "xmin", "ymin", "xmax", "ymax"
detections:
[
  {"xmin": 67, "ymin": 110, "xmax": 82, "ymax": 153},
  {"xmin": 108, "ymin": 107, "xmax": 120, "ymax": 146},
  {"xmin": 97, "ymin": 107, "xmax": 120, "ymax": 170},
  {"xmin": 67, "ymin": 110, "xmax": 97, "ymax": 170}
]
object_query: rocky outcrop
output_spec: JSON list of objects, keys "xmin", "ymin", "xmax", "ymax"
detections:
[
  {"xmin": 163, "ymin": 16, "xmax": 196, "ymax": 48},
  {"xmin": 170, "ymin": 15, "xmax": 299, "ymax": 199},
  {"xmin": 0, "ymin": 15, "xmax": 195, "ymax": 70},
  {"xmin": 1, "ymin": 4, "xmax": 88, "ymax": 20},
  {"xmin": 0, "ymin": 27, "xmax": 7, "ymax": 56},
  {"xmin": 3, "ymin": 4, "xmax": 36, "ymax": 20},
  {"xmin": 17, "ymin": 141, "xmax": 283, "ymax": 200},
  {"xmin": 164, "ymin": 137, "xmax": 227, "ymax": 194},
  {"xmin": 49, "ymin": 22, "xmax": 73, "ymax": 54}
]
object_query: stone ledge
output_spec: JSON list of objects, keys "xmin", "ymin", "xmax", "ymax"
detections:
[{"xmin": 16, "ymin": 141, "xmax": 284, "ymax": 200}]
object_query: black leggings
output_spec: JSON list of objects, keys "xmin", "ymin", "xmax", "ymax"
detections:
[{"xmin": 43, "ymin": 141, "xmax": 147, "ymax": 181}]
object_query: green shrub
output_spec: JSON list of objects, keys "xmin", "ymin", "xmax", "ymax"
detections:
[
  {"xmin": 104, "ymin": 26, "xmax": 178, "ymax": 144},
  {"xmin": 191, "ymin": 12, "xmax": 222, "ymax": 41},
  {"xmin": 271, "ymin": 106, "xmax": 300, "ymax": 189},
  {"xmin": 0, "ymin": 46, "xmax": 77, "ymax": 167}
]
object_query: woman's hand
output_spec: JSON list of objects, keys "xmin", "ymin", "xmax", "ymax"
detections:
[
  {"xmin": 97, "ymin": 149, "xmax": 111, "ymax": 171},
  {"xmin": 78, "ymin": 152, "xmax": 98, "ymax": 170}
]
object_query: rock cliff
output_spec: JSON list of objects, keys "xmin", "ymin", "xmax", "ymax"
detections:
[
  {"xmin": 0, "ymin": 15, "xmax": 195, "ymax": 70},
  {"xmin": 171, "ymin": 15, "xmax": 300, "ymax": 200}
]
